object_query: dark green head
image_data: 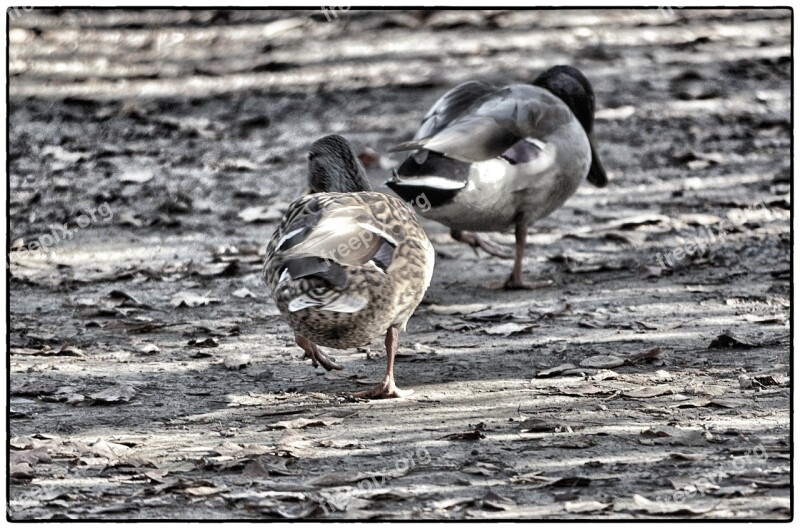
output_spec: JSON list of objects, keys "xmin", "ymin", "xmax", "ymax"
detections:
[
  {"xmin": 533, "ymin": 65, "xmax": 596, "ymax": 134},
  {"xmin": 533, "ymin": 66, "xmax": 607, "ymax": 187}
]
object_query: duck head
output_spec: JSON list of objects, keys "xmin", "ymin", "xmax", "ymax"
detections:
[
  {"xmin": 533, "ymin": 65, "xmax": 608, "ymax": 188},
  {"xmin": 307, "ymin": 135, "xmax": 373, "ymax": 194}
]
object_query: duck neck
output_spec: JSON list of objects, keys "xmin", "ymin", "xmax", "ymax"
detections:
[
  {"xmin": 324, "ymin": 165, "xmax": 372, "ymax": 193},
  {"xmin": 309, "ymin": 153, "xmax": 372, "ymax": 194}
]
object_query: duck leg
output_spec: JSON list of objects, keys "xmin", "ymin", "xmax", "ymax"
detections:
[
  {"xmin": 450, "ymin": 229, "xmax": 514, "ymax": 259},
  {"xmin": 295, "ymin": 334, "xmax": 342, "ymax": 371},
  {"xmin": 351, "ymin": 326, "xmax": 413, "ymax": 399},
  {"xmin": 504, "ymin": 223, "xmax": 553, "ymax": 290}
]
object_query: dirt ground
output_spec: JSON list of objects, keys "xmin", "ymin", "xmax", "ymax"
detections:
[{"xmin": 7, "ymin": 8, "xmax": 791, "ymax": 520}]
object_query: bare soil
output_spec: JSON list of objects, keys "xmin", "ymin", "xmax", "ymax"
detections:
[{"xmin": 8, "ymin": 8, "xmax": 791, "ymax": 520}]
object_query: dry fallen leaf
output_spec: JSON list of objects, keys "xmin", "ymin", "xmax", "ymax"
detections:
[
  {"xmin": 89, "ymin": 384, "xmax": 136, "ymax": 403},
  {"xmin": 427, "ymin": 303, "xmax": 490, "ymax": 315},
  {"xmin": 56, "ymin": 345, "xmax": 85, "ymax": 357},
  {"xmin": 542, "ymin": 476, "xmax": 592, "ymax": 489},
  {"xmin": 224, "ymin": 353, "xmax": 251, "ymax": 370},
  {"xmin": 108, "ymin": 289, "xmax": 146, "ymax": 308},
  {"xmin": 669, "ymin": 453, "xmax": 708, "ymax": 462},
  {"xmin": 752, "ymin": 374, "xmax": 790, "ymax": 387},
  {"xmin": 519, "ymin": 418, "xmax": 571, "ymax": 433},
  {"xmin": 429, "ymin": 497, "xmax": 475, "ymax": 510},
  {"xmin": 184, "ymin": 485, "xmax": 227, "ymax": 496},
  {"xmin": 191, "ymin": 261, "xmax": 238, "ymax": 278},
  {"xmin": 536, "ymin": 363, "xmax": 578, "ymax": 378},
  {"xmin": 171, "ymin": 291, "xmax": 221, "ymax": 308},
  {"xmin": 242, "ymin": 455, "xmax": 298, "ymax": 477},
  {"xmin": 580, "ymin": 355, "xmax": 625, "ymax": 369},
  {"xmin": 211, "ymin": 441, "xmax": 273, "ymax": 458},
  {"xmin": 276, "ymin": 429, "xmax": 315, "ymax": 458},
  {"xmin": 155, "ymin": 478, "xmax": 227, "ymax": 497},
  {"xmin": 560, "ymin": 384, "xmax": 613, "ymax": 397},
  {"xmin": 268, "ymin": 417, "xmax": 343, "ymax": 430},
  {"xmin": 480, "ymin": 491, "xmax": 516, "ymax": 511},
  {"xmin": 440, "ymin": 428, "xmax": 486, "ymax": 441},
  {"xmin": 119, "ymin": 168, "xmax": 154, "ymax": 183},
  {"xmin": 267, "ymin": 502, "xmax": 322, "ymax": 519},
  {"xmin": 682, "ymin": 383, "xmax": 726, "ymax": 397},
  {"xmin": 10, "ymin": 462, "xmax": 35, "ymax": 479},
  {"xmin": 238, "ymin": 204, "xmax": 285, "ymax": 223},
  {"xmin": 214, "ymin": 158, "xmax": 260, "ymax": 172},
  {"xmin": 306, "ymin": 470, "xmax": 374, "ymax": 487},
  {"xmin": 10, "ymin": 447, "xmax": 51, "ymax": 477},
  {"xmin": 708, "ymin": 330, "xmax": 756, "ymax": 349},
  {"xmin": 620, "ymin": 493, "xmax": 715, "ymax": 515},
  {"xmin": 744, "ymin": 314, "xmax": 787, "ymax": 325},
  {"xmin": 625, "ymin": 346, "xmax": 667, "ymax": 364},
  {"xmin": 591, "ymin": 369, "xmax": 620, "ymax": 381},
  {"xmin": 639, "ymin": 426, "xmax": 711, "ymax": 446},
  {"xmin": 232, "ymin": 287, "xmax": 257, "ymax": 299},
  {"xmin": 483, "ymin": 322, "xmax": 535, "ymax": 336},
  {"xmin": 565, "ymin": 500, "xmax": 611, "ymax": 513},
  {"xmin": 90, "ymin": 439, "xmax": 133, "ymax": 461},
  {"xmin": 144, "ymin": 469, "xmax": 171, "ymax": 482},
  {"xmin": 510, "ymin": 471, "xmax": 547, "ymax": 484},
  {"xmin": 189, "ymin": 337, "xmax": 220, "ymax": 348},
  {"xmin": 623, "ymin": 386, "xmax": 672, "ymax": 398},
  {"xmin": 137, "ymin": 343, "xmax": 161, "ymax": 355},
  {"xmin": 10, "ymin": 436, "xmax": 34, "ymax": 450},
  {"xmin": 66, "ymin": 393, "xmax": 86, "ymax": 406}
]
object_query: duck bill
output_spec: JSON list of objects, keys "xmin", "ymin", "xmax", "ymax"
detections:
[{"xmin": 587, "ymin": 138, "xmax": 608, "ymax": 188}]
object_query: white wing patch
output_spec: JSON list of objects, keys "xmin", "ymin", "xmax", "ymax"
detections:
[
  {"xmin": 288, "ymin": 295, "xmax": 323, "ymax": 312},
  {"xmin": 319, "ymin": 294, "xmax": 368, "ymax": 313},
  {"xmin": 357, "ymin": 223, "xmax": 398, "ymax": 247},
  {"xmin": 391, "ymin": 176, "xmax": 466, "ymax": 191},
  {"xmin": 288, "ymin": 293, "xmax": 368, "ymax": 314},
  {"xmin": 280, "ymin": 209, "xmax": 395, "ymax": 264},
  {"xmin": 522, "ymin": 139, "xmax": 557, "ymax": 173},
  {"xmin": 526, "ymin": 138, "xmax": 549, "ymax": 151},
  {"xmin": 276, "ymin": 227, "xmax": 303, "ymax": 251}
]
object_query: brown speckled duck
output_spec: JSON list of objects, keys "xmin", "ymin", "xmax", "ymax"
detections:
[{"xmin": 263, "ymin": 135, "xmax": 435, "ymax": 398}]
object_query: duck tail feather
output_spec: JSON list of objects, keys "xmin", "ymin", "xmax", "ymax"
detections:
[{"xmin": 389, "ymin": 137, "xmax": 431, "ymax": 153}]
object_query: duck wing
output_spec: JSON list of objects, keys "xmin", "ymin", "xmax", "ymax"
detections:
[
  {"xmin": 395, "ymin": 85, "xmax": 573, "ymax": 163},
  {"xmin": 265, "ymin": 194, "xmax": 401, "ymax": 306},
  {"xmin": 273, "ymin": 194, "xmax": 396, "ymax": 266},
  {"xmin": 415, "ymin": 80, "xmax": 499, "ymax": 140}
]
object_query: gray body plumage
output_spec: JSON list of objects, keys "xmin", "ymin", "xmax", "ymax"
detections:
[{"xmin": 388, "ymin": 82, "xmax": 593, "ymax": 233}]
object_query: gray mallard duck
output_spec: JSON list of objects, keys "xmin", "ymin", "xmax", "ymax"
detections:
[
  {"xmin": 263, "ymin": 135, "xmax": 435, "ymax": 398},
  {"xmin": 387, "ymin": 65, "xmax": 608, "ymax": 289}
]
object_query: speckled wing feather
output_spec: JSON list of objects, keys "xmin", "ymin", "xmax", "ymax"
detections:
[
  {"xmin": 263, "ymin": 192, "xmax": 434, "ymax": 347},
  {"xmin": 265, "ymin": 193, "xmax": 401, "ymax": 289}
]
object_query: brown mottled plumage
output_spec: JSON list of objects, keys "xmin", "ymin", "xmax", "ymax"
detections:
[{"xmin": 263, "ymin": 135, "xmax": 434, "ymax": 398}]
